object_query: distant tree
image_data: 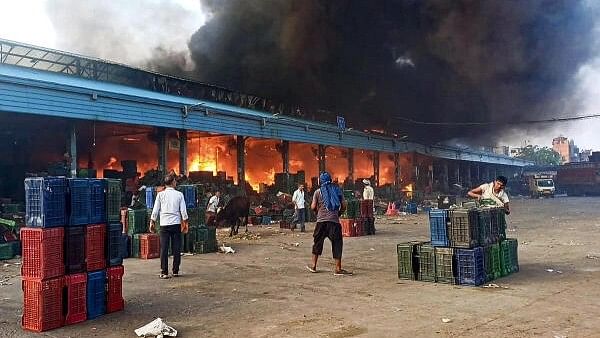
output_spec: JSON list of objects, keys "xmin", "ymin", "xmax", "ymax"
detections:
[{"xmin": 516, "ymin": 145, "xmax": 561, "ymax": 165}]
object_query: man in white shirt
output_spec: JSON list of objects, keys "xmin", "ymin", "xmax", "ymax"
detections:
[
  {"xmin": 363, "ymin": 179, "xmax": 374, "ymax": 200},
  {"xmin": 291, "ymin": 184, "xmax": 306, "ymax": 232},
  {"xmin": 468, "ymin": 176, "xmax": 510, "ymax": 214},
  {"xmin": 205, "ymin": 191, "xmax": 221, "ymax": 227},
  {"xmin": 150, "ymin": 174, "xmax": 189, "ymax": 279}
]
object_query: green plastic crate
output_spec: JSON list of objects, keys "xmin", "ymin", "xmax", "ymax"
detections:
[
  {"xmin": 477, "ymin": 209, "xmax": 491, "ymax": 245},
  {"xmin": 507, "ymin": 238, "xmax": 519, "ymax": 272},
  {"xmin": 497, "ymin": 211, "xmax": 507, "ymax": 241},
  {"xmin": 128, "ymin": 209, "xmax": 148, "ymax": 235},
  {"xmin": 197, "ymin": 226, "xmax": 217, "ymax": 253},
  {"xmin": 417, "ymin": 244, "xmax": 436, "ymax": 282},
  {"xmin": 2, "ymin": 204, "xmax": 20, "ymax": 213},
  {"xmin": 187, "ymin": 208, "xmax": 200, "ymax": 228},
  {"xmin": 396, "ymin": 241, "xmax": 422, "ymax": 280},
  {"xmin": 146, "ymin": 209, "xmax": 160, "ymax": 233},
  {"xmin": 341, "ymin": 199, "xmax": 360, "ymax": 219},
  {"xmin": 483, "ymin": 245, "xmax": 495, "ymax": 282},
  {"xmin": 131, "ymin": 234, "xmax": 141, "ymax": 258},
  {"xmin": 491, "ymin": 243, "xmax": 502, "ymax": 279},
  {"xmin": 105, "ymin": 179, "xmax": 122, "ymax": 223},
  {"xmin": 0, "ymin": 242, "xmax": 15, "ymax": 260},
  {"xmin": 500, "ymin": 240, "xmax": 511, "ymax": 276},
  {"xmin": 435, "ymin": 247, "xmax": 456, "ymax": 284}
]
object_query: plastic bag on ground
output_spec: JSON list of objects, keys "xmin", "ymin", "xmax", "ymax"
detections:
[{"xmin": 134, "ymin": 318, "xmax": 177, "ymax": 337}]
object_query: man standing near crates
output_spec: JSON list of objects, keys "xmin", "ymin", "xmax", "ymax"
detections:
[
  {"xmin": 291, "ymin": 184, "xmax": 306, "ymax": 232},
  {"xmin": 468, "ymin": 175, "xmax": 511, "ymax": 215},
  {"xmin": 150, "ymin": 173, "xmax": 189, "ymax": 279}
]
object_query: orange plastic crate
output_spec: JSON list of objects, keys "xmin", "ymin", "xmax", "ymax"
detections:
[
  {"xmin": 20, "ymin": 227, "xmax": 65, "ymax": 279},
  {"xmin": 340, "ymin": 219, "xmax": 355, "ymax": 237},
  {"xmin": 139, "ymin": 233, "xmax": 160, "ymax": 259},
  {"xmin": 86, "ymin": 224, "xmax": 106, "ymax": 271},
  {"xmin": 65, "ymin": 273, "xmax": 87, "ymax": 325},
  {"xmin": 22, "ymin": 276, "xmax": 65, "ymax": 332},
  {"xmin": 106, "ymin": 265, "xmax": 125, "ymax": 313}
]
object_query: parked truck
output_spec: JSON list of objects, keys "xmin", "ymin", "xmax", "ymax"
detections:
[
  {"xmin": 556, "ymin": 161, "xmax": 600, "ymax": 196},
  {"xmin": 528, "ymin": 174, "xmax": 555, "ymax": 198}
]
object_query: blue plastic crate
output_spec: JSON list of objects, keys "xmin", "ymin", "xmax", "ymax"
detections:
[
  {"xmin": 145, "ymin": 187, "xmax": 157, "ymax": 209},
  {"xmin": 120, "ymin": 234, "xmax": 130, "ymax": 259},
  {"xmin": 87, "ymin": 270, "xmax": 106, "ymax": 319},
  {"xmin": 68, "ymin": 179, "xmax": 91, "ymax": 226},
  {"xmin": 89, "ymin": 179, "xmax": 107, "ymax": 224},
  {"xmin": 177, "ymin": 185, "xmax": 197, "ymax": 209},
  {"xmin": 261, "ymin": 216, "xmax": 272, "ymax": 225},
  {"xmin": 24, "ymin": 177, "xmax": 67, "ymax": 228},
  {"xmin": 456, "ymin": 247, "xmax": 486, "ymax": 286},
  {"xmin": 429, "ymin": 209, "xmax": 449, "ymax": 247},
  {"xmin": 406, "ymin": 202, "xmax": 418, "ymax": 214},
  {"xmin": 107, "ymin": 223, "xmax": 123, "ymax": 266}
]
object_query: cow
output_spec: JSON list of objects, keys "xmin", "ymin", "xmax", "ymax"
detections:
[{"xmin": 216, "ymin": 196, "xmax": 250, "ymax": 237}]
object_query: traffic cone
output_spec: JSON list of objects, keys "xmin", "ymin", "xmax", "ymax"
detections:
[{"xmin": 385, "ymin": 202, "xmax": 393, "ymax": 216}]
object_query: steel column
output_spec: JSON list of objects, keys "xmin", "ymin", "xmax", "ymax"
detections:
[
  {"xmin": 348, "ymin": 148, "xmax": 355, "ymax": 185},
  {"xmin": 157, "ymin": 128, "xmax": 167, "ymax": 173},
  {"xmin": 237, "ymin": 135, "xmax": 246, "ymax": 188},
  {"xmin": 318, "ymin": 145, "xmax": 326, "ymax": 173},
  {"xmin": 281, "ymin": 140, "xmax": 290, "ymax": 174},
  {"xmin": 69, "ymin": 123, "xmax": 77, "ymax": 178},
  {"xmin": 179, "ymin": 129, "xmax": 187, "ymax": 175},
  {"xmin": 394, "ymin": 153, "xmax": 401, "ymax": 187},
  {"xmin": 373, "ymin": 151, "xmax": 380, "ymax": 187}
]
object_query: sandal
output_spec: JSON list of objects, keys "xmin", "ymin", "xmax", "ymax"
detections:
[
  {"xmin": 334, "ymin": 269, "xmax": 353, "ymax": 276},
  {"xmin": 306, "ymin": 265, "xmax": 318, "ymax": 273}
]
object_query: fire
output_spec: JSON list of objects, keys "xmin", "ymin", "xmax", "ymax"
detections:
[
  {"xmin": 402, "ymin": 183, "xmax": 414, "ymax": 198},
  {"xmin": 106, "ymin": 156, "xmax": 118, "ymax": 169}
]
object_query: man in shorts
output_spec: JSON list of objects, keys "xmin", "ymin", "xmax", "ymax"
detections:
[{"xmin": 306, "ymin": 172, "xmax": 352, "ymax": 276}]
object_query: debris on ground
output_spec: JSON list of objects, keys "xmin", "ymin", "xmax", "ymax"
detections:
[
  {"xmin": 239, "ymin": 233, "xmax": 261, "ymax": 240},
  {"xmin": 586, "ymin": 253, "xmax": 600, "ymax": 260},
  {"xmin": 219, "ymin": 245, "xmax": 236, "ymax": 254},
  {"xmin": 483, "ymin": 283, "xmax": 509, "ymax": 289},
  {"xmin": 134, "ymin": 318, "xmax": 177, "ymax": 337},
  {"xmin": 441, "ymin": 318, "xmax": 452, "ymax": 323},
  {"xmin": 546, "ymin": 269, "xmax": 563, "ymax": 274}
]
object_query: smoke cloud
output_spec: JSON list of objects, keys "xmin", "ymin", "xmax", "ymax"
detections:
[{"xmin": 186, "ymin": 0, "xmax": 597, "ymax": 143}]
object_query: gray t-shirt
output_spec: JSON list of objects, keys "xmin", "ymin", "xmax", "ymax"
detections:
[{"xmin": 312, "ymin": 188, "xmax": 344, "ymax": 224}]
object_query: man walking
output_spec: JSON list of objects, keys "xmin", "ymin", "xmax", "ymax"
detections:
[
  {"xmin": 205, "ymin": 190, "xmax": 221, "ymax": 227},
  {"xmin": 306, "ymin": 172, "xmax": 352, "ymax": 276},
  {"xmin": 150, "ymin": 174, "xmax": 188, "ymax": 279},
  {"xmin": 291, "ymin": 184, "xmax": 306, "ymax": 232}
]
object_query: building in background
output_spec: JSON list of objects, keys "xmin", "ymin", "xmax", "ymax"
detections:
[
  {"xmin": 579, "ymin": 149, "xmax": 592, "ymax": 162},
  {"xmin": 552, "ymin": 136, "xmax": 572, "ymax": 164}
]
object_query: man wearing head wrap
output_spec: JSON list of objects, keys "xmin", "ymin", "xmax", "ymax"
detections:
[{"xmin": 306, "ymin": 172, "xmax": 353, "ymax": 275}]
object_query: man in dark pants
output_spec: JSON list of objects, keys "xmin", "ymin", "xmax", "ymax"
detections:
[
  {"xmin": 306, "ymin": 172, "xmax": 352, "ymax": 276},
  {"xmin": 150, "ymin": 174, "xmax": 189, "ymax": 279}
]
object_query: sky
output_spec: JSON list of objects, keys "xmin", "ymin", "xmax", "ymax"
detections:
[{"xmin": 1, "ymin": 0, "xmax": 599, "ymax": 150}]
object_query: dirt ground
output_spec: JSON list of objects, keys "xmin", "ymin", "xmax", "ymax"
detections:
[{"xmin": 2, "ymin": 197, "xmax": 600, "ymax": 338}]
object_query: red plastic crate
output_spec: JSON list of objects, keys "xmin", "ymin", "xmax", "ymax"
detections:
[
  {"xmin": 20, "ymin": 227, "xmax": 65, "ymax": 279},
  {"xmin": 139, "ymin": 233, "xmax": 160, "ymax": 259},
  {"xmin": 340, "ymin": 219, "xmax": 355, "ymax": 237},
  {"xmin": 354, "ymin": 218, "xmax": 365, "ymax": 237},
  {"xmin": 65, "ymin": 273, "xmax": 87, "ymax": 325},
  {"xmin": 106, "ymin": 265, "xmax": 125, "ymax": 313},
  {"xmin": 86, "ymin": 224, "xmax": 107, "ymax": 271},
  {"xmin": 22, "ymin": 276, "xmax": 65, "ymax": 332}
]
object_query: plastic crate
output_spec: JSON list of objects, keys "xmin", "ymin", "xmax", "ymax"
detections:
[
  {"xmin": 340, "ymin": 219, "xmax": 355, "ymax": 237},
  {"xmin": 507, "ymin": 238, "xmax": 519, "ymax": 272},
  {"xmin": 105, "ymin": 179, "xmax": 122, "ymax": 223},
  {"xmin": 476, "ymin": 209, "xmax": 491, "ymax": 245},
  {"xmin": 429, "ymin": 209, "xmax": 449, "ymax": 247},
  {"xmin": 177, "ymin": 185, "xmax": 197, "ymax": 209},
  {"xmin": 145, "ymin": 187, "xmax": 157, "ymax": 209},
  {"xmin": 85, "ymin": 224, "xmax": 106, "ymax": 271},
  {"xmin": 497, "ymin": 211, "xmax": 507, "ymax": 241},
  {"xmin": 87, "ymin": 270, "xmax": 106, "ymax": 319},
  {"xmin": 360, "ymin": 200, "xmax": 374, "ymax": 217},
  {"xmin": 500, "ymin": 240, "xmax": 514, "ymax": 276},
  {"xmin": 456, "ymin": 247, "xmax": 486, "ymax": 286},
  {"xmin": 483, "ymin": 246, "xmax": 495, "ymax": 282},
  {"xmin": 25, "ymin": 177, "xmax": 67, "ymax": 228},
  {"xmin": 127, "ymin": 209, "xmax": 148, "ymax": 235},
  {"xmin": 261, "ymin": 216, "xmax": 272, "ymax": 225},
  {"xmin": 22, "ymin": 276, "xmax": 65, "ymax": 332},
  {"xmin": 183, "ymin": 225, "xmax": 198, "ymax": 253},
  {"xmin": 406, "ymin": 202, "xmax": 418, "ymax": 214},
  {"xmin": 489, "ymin": 208, "xmax": 501, "ymax": 244},
  {"xmin": 107, "ymin": 223, "xmax": 123, "ymax": 266},
  {"xmin": 139, "ymin": 233, "xmax": 160, "ymax": 259},
  {"xmin": 354, "ymin": 218, "xmax": 365, "ymax": 237},
  {"xmin": 65, "ymin": 273, "xmax": 87, "ymax": 325},
  {"xmin": 120, "ymin": 234, "xmax": 131, "ymax": 259},
  {"xmin": 65, "ymin": 226, "xmax": 86, "ymax": 273},
  {"xmin": 67, "ymin": 179, "xmax": 91, "ymax": 226},
  {"xmin": 21, "ymin": 227, "xmax": 65, "ymax": 279},
  {"xmin": 435, "ymin": 247, "xmax": 456, "ymax": 284},
  {"xmin": 490, "ymin": 243, "xmax": 502, "ymax": 279},
  {"xmin": 107, "ymin": 265, "xmax": 125, "ymax": 313},
  {"xmin": 131, "ymin": 234, "xmax": 141, "ymax": 258},
  {"xmin": 0, "ymin": 242, "xmax": 15, "ymax": 260},
  {"xmin": 397, "ymin": 241, "xmax": 422, "ymax": 280},
  {"xmin": 187, "ymin": 207, "xmax": 199, "ymax": 228},
  {"xmin": 417, "ymin": 244, "xmax": 436, "ymax": 282},
  {"xmin": 89, "ymin": 179, "xmax": 106, "ymax": 224},
  {"xmin": 448, "ymin": 209, "xmax": 479, "ymax": 248},
  {"xmin": 197, "ymin": 226, "xmax": 217, "ymax": 252}
]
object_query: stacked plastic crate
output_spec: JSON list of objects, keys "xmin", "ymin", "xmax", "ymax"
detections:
[
  {"xmin": 396, "ymin": 206, "xmax": 518, "ymax": 286},
  {"xmin": 340, "ymin": 193, "xmax": 368, "ymax": 237},
  {"xmin": 21, "ymin": 177, "xmax": 125, "ymax": 333}
]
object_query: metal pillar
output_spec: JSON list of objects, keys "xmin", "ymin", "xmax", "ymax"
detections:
[
  {"xmin": 394, "ymin": 153, "xmax": 401, "ymax": 187},
  {"xmin": 476, "ymin": 164, "xmax": 481, "ymax": 183},
  {"xmin": 281, "ymin": 140, "xmax": 290, "ymax": 174},
  {"xmin": 318, "ymin": 145, "xmax": 326, "ymax": 173},
  {"xmin": 348, "ymin": 148, "xmax": 355, "ymax": 185},
  {"xmin": 178, "ymin": 129, "xmax": 187, "ymax": 176},
  {"xmin": 442, "ymin": 161, "xmax": 449, "ymax": 193},
  {"xmin": 69, "ymin": 124, "xmax": 77, "ymax": 178},
  {"xmin": 237, "ymin": 136, "xmax": 246, "ymax": 188},
  {"xmin": 373, "ymin": 151, "xmax": 380, "ymax": 187},
  {"xmin": 465, "ymin": 163, "xmax": 472, "ymax": 188},
  {"xmin": 157, "ymin": 128, "xmax": 167, "ymax": 173},
  {"xmin": 454, "ymin": 162, "xmax": 461, "ymax": 185}
]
